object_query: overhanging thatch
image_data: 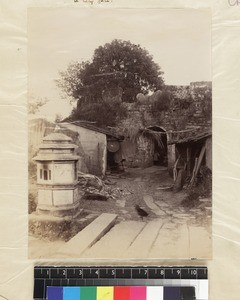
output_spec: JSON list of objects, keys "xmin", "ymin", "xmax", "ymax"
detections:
[{"xmin": 131, "ymin": 128, "xmax": 165, "ymax": 149}]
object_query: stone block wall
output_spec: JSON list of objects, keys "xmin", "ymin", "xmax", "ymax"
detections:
[
  {"xmin": 114, "ymin": 81, "xmax": 212, "ymax": 169},
  {"xmin": 116, "ymin": 81, "xmax": 212, "ymax": 135}
]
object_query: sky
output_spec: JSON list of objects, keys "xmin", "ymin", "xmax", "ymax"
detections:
[{"xmin": 28, "ymin": 8, "xmax": 211, "ymax": 120}]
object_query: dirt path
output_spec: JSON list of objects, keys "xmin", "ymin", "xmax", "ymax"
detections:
[
  {"xmin": 29, "ymin": 166, "xmax": 211, "ymax": 259},
  {"xmin": 82, "ymin": 166, "xmax": 211, "ymax": 228}
]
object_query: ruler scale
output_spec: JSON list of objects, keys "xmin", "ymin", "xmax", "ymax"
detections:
[{"xmin": 34, "ymin": 266, "xmax": 208, "ymax": 300}]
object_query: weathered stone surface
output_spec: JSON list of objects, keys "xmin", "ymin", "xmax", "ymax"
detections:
[
  {"xmin": 82, "ymin": 221, "xmax": 145, "ymax": 258},
  {"xmin": 126, "ymin": 220, "xmax": 163, "ymax": 258},
  {"xmin": 56, "ymin": 213, "xmax": 117, "ymax": 257},
  {"xmin": 143, "ymin": 195, "xmax": 167, "ymax": 216},
  {"xmin": 115, "ymin": 82, "xmax": 211, "ymax": 168},
  {"xmin": 150, "ymin": 223, "xmax": 190, "ymax": 259}
]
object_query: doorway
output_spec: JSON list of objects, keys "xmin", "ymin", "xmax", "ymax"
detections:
[{"xmin": 148, "ymin": 126, "xmax": 168, "ymax": 167}]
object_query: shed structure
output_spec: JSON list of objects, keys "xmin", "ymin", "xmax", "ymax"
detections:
[
  {"xmin": 60, "ymin": 121, "xmax": 123, "ymax": 176},
  {"xmin": 168, "ymin": 130, "xmax": 212, "ymax": 183}
]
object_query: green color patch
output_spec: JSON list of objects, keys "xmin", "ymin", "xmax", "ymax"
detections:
[{"xmin": 80, "ymin": 287, "xmax": 97, "ymax": 300}]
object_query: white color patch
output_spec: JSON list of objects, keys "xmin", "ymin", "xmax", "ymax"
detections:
[{"xmin": 147, "ymin": 286, "xmax": 163, "ymax": 300}]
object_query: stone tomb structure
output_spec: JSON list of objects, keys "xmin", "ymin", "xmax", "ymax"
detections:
[{"xmin": 33, "ymin": 133, "xmax": 80, "ymax": 217}]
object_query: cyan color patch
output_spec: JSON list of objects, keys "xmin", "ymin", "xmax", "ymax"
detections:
[{"xmin": 63, "ymin": 287, "xmax": 81, "ymax": 300}]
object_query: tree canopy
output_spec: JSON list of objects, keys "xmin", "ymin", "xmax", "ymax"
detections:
[{"xmin": 57, "ymin": 39, "xmax": 164, "ymax": 126}]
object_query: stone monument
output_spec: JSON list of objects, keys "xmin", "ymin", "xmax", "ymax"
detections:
[{"xmin": 33, "ymin": 132, "xmax": 80, "ymax": 217}]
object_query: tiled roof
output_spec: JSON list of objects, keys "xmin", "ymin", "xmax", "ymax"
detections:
[{"xmin": 62, "ymin": 121, "xmax": 123, "ymax": 140}]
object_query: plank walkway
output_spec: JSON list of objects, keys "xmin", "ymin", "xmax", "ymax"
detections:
[
  {"xmin": 55, "ymin": 216, "xmax": 211, "ymax": 259},
  {"xmin": 81, "ymin": 221, "xmax": 211, "ymax": 259},
  {"xmin": 125, "ymin": 219, "xmax": 163, "ymax": 258},
  {"xmin": 56, "ymin": 213, "xmax": 117, "ymax": 258},
  {"xmin": 82, "ymin": 221, "xmax": 146, "ymax": 258}
]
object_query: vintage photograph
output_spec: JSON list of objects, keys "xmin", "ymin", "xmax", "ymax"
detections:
[{"xmin": 28, "ymin": 8, "xmax": 212, "ymax": 259}]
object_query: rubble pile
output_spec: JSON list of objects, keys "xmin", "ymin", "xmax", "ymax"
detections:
[{"xmin": 78, "ymin": 172, "xmax": 128, "ymax": 201}]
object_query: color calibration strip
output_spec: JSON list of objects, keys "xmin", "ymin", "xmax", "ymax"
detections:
[{"xmin": 47, "ymin": 286, "xmax": 196, "ymax": 300}]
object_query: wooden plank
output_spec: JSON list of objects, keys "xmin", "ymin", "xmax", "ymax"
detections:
[
  {"xmin": 190, "ymin": 144, "xmax": 206, "ymax": 187},
  {"xmin": 82, "ymin": 221, "xmax": 146, "ymax": 258},
  {"xmin": 56, "ymin": 213, "xmax": 117, "ymax": 257},
  {"xmin": 149, "ymin": 223, "xmax": 190, "ymax": 259},
  {"xmin": 195, "ymin": 144, "xmax": 206, "ymax": 175},
  {"xmin": 126, "ymin": 220, "xmax": 163, "ymax": 258},
  {"xmin": 189, "ymin": 226, "xmax": 212, "ymax": 259},
  {"xmin": 189, "ymin": 157, "xmax": 198, "ymax": 186}
]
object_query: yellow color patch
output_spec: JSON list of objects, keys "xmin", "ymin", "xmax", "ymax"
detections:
[{"xmin": 97, "ymin": 287, "xmax": 114, "ymax": 300}]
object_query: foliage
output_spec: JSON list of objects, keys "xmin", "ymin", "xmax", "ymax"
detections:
[
  {"xmin": 29, "ymin": 212, "xmax": 95, "ymax": 241},
  {"xmin": 193, "ymin": 86, "xmax": 212, "ymax": 119},
  {"xmin": 28, "ymin": 95, "xmax": 49, "ymax": 114},
  {"xmin": 69, "ymin": 98, "xmax": 127, "ymax": 127},
  {"xmin": 131, "ymin": 128, "xmax": 164, "ymax": 149},
  {"xmin": 28, "ymin": 192, "xmax": 37, "ymax": 214},
  {"xmin": 150, "ymin": 90, "xmax": 171, "ymax": 114},
  {"xmin": 28, "ymin": 160, "xmax": 37, "ymax": 180},
  {"xmin": 56, "ymin": 39, "xmax": 164, "ymax": 127},
  {"xmin": 57, "ymin": 40, "xmax": 164, "ymax": 103},
  {"xmin": 181, "ymin": 166, "xmax": 212, "ymax": 208},
  {"xmin": 55, "ymin": 113, "xmax": 63, "ymax": 123}
]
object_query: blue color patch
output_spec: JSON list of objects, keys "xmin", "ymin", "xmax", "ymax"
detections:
[
  {"xmin": 164, "ymin": 287, "xmax": 180, "ymax": 300},
  {"xmin": 47, "ymin": 287, "xmax": 63, "ymax": 300},
  {"xmin": 63, "ymin": 287, "xmax": 81, "ymax": 300}
]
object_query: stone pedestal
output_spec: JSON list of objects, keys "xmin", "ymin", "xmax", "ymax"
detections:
[{"xmin": 33, "ymin": 133, "xmax": 80, "ymax": 217}]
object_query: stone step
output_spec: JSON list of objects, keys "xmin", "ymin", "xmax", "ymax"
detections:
[
  {"xmin": 56, "ymin": 213, "xmax": 117, "ymax": 258},
  {"xmin": 126, "ymin": 219, "xmax": 163, "ymax": 258},
  {"xmin": 82, "ymin": 221, "xmax": 146, "ymax": 258}
]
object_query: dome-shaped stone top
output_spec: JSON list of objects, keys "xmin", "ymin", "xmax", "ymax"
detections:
[
  {"xmin": 33, "ymin": 132, "xmax": 80, "ymax": 162},
  {"xmin": 43, "ymin": 133, "xmax": 72, "ymax": 142}
]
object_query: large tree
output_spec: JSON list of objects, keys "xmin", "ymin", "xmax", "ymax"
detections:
[{"xmin": 57, "ymin": 39, "xmax": 164, "ymax": 126}]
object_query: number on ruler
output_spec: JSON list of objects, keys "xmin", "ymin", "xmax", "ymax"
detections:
[
  {"xmin": 111, "ymin": 269, "xmax": 115, "ymax": 276},
  {"xmin": 177, "ymin": 269, "xmax": 181, "ymax": 275},
  {"xmin": 190, "ymin": 269, "xmax": 197, "ymax": 276},
  {"xmin": 144, "ymin": 269, "xmax": 148, "ymax": 275},
  {"xmin": 160, "ymin": 269, "xmax": 164, "ymax": 276},
  {"xmin": 78, "ymin": 269, "xmax": 82, "ymax": 276}
]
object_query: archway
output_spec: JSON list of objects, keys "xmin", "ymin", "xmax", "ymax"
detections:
[{"xmin": 147, "ymin": 126, "xmax": 168, "ymax": 167}]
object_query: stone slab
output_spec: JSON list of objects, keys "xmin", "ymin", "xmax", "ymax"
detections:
[
  {"xmin": 149, "ymin": 223, "xmax": 190, "ymax": 259},
  {"xmin": 143, "ymin": 195, "xmax": 167, "ymax": 216},
  {"xmin": 82, "ymin": 221, "xmax": 146, "ymax": 258},
  {"xmin": 126, "ymin": 219, "xmax": 163, "ymax": 258},
  {"xmin": 56, "ymin": 213, "xmax": 117, "ymax": 257}
]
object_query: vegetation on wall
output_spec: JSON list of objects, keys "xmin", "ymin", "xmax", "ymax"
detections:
[
  {"xmin": 150, "ymin": 90, "xmax": 172, "ymax": 115},
  {"xmin": 193, "ymin": 86, "xmax": 212, "ymax": 119},
  {"xmin": 57, "ymin": 39, "xmax": 164, "ymax": 127}
]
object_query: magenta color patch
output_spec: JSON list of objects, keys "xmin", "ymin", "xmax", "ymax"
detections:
[{"xmin": 130, "ymin": 286, "xmax": 146, "ymax": 300}]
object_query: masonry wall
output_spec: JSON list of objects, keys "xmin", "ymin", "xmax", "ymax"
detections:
[
  {"xmin": 29, "ymin": 118, "xmax": 89, "ymax": 175},
  {"xmin": 118, "ymin": 82, "xmax": 212, "ymax": 133},
  {"xmin": 115, "ymin": 81, "xmax": 212, "ymax": 169},
  {"xmin": 61, "ymin": 123, "xmax": 107, "ymax": 176}
]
